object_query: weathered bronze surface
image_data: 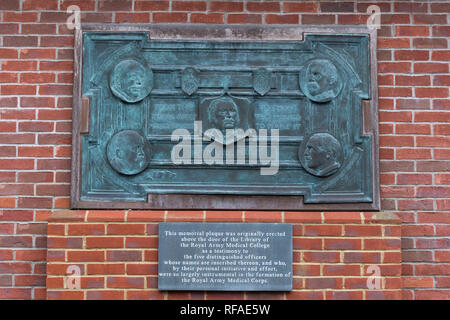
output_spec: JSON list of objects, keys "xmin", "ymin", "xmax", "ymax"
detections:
[{"xmin": 71, "ymin": 24, "xmax": 379, "ymax": 210}]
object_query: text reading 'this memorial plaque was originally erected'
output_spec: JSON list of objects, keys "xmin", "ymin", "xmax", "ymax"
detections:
[{"xmin": 158, "ymin": 223, "xmax": 292, "ymax": 291}]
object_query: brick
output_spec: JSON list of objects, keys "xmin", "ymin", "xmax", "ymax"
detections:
[
  {"xmin": 68, "ymin": 251, "xmax": 105, "ymax": 262},
  {"xmin": 396, "ymin": 26, "xmax": 429, "ymax": 37},
  {"xmin": 417, "ymin": 160, "xmax": 450, "ymax": 172},
  {"xmin": 398, "ymin": 199, "xmax": 434, "ymax": 211},
  {"xmin": 0, "ymin": 0, "xmax": 20, "ymax": 10},
  {"xmin": 0, "ymin": 158, "xmax": 35, "ymax": 169},
  {"xmin": 1, "ymin": 85, "xmax": 36, "ymax": 95},
  {"xmin": 416, "ymin": 264, "xmax": 450, "ymax": 276},
  {"xmin": 21, "ymin": 24, "xmax": 56, "ymax": 34},
  {"xmin": 416, "ymin": 186, "xmax": 450, "ymax": 198},
  {"xmin": 210, "ymin": 1, "xmax": 243, "ymax": 12},
  {"xmin": 434, "ymin": 75, "xmax": 450, "ymax": 87},
  {"xmin": 414, "ymin": 14, "xmax": 448, "ymax": 25},
  {"xmin": 381, "ymin": 14, "xmax": 410, "ymax": 24},
  {"xmin": 47, "ymin": 291, "xmax": 84, "ymax": 300},
  {"xmin": 173, "ymin": 1, "xmax": 206, "ymax": 11},
  {"xmin": 86, "ymin": 290, "xmax": 124, "ymax": 300},
  {"xmin": 433, "ymin": 99, "xmax": 450, "ymax": 110},
  {"xmin": 324, "ymin": 239, "xmax": 362, "ymax": 250},
  {"xmin": 16, "ymin": 249, "xmax": 46, "ymax": 261},
  {"xmin": 378, "ymin": 74, "xmax": 393, "ymax": 86},
  {"xmin": 18, "ymin": 172, "xmax": 53, "ymax": 183},
  {"xmin": 23, "ymin": 0, "xmax": 58, "ymax": 10},
  {"xmin": 245, "ymin": 211, "xmax": 281, "ymax": 222},
  {"xmin": 0, "ymin": 288, "xmax": 31, "ymax": 300},
  {"xmin": 304, "ymin": 225, "xmax": 342, "ymax": 236},
  {"xmin": 323, "ymin": 265, "xmax": 360, "ymax": 276},
  {"xmin": 115, "ymin": 13, "xmax": 150, "ymax": 23},
  {"xmin": 0, "ymin": 236, "xmax": 33, "ymax": 248},
  {"xmin": 86, "ymin": 263, "xmax": 125, "ymax": 275},
  {"xmin": 126, "ymin": 263, "xmax": 157, "ymax": 275},
  {"xmin": 18, "ymin": 146, "xmax": 53, "ymax": 158},
  {"xmin": 303, "ymin": 251, "xmax": 340, "ymax": 263},
  {"xmin": 397, "ymin": 174, "xmax": 432, "ymax": 185},
  {"xmin": 127, "ymin": 290, "xmax": 164, "ymax": 300},
  {"xmin": 394, "ymin": 2, "xmax": 428, "ymax": 13},
  {"xmin": 87, "ymin": 211, "xmax": 126, "ymax": 222},
  {"xmin": 3, "ymin": 36, "xmax": 38, "ymax": 47},
  {"xmin": 397, "ymin": 149, "xmax": 431, "ymax": 160},
  {"xmin": 344, "ymin": 225, "xmax": 382, "ymax": 237},
  {"xmin": 97, "ymin": 0, "xmax": 132, "ymax": 10},
  {"xmin": 286, "ymin": 291, "xmax": 324, "ymax": 300},
  {"xmin": 379, "ymin": 87, "xmax": 412, "ymax": 97},
  {"xmin": 68, "ymin": 224, "xmax": 104, "ymax": 236},
  {"xmin": 293, "ymin": 238, "xmax": 322, "ymax": 250},
  {"xmin": 144, "ymin": 250, "xmax": 158, "ymax": 261},
  {"xmin": 107, "ymin": 224, "xmax": 146, "ymax": 235},
  {"xmin": 396, "ymin": 124, "xmax": 430, "ymax": 135},
  {"xmin": 227, "ymin": 14, "xmax": 262, "ymax": 24},
  {"xmin": 246, "ymin": 1, "xmax": 280, "ymax": 12},
  {"xmin": 435, "ymin": 149, "xmax": 450, "ymax": 160},
  {"xmin": 396, "ymin": 75, "xmax": 430, "ymax": 86},
  {"xmin": 78, "ymin": 276, "xmax": 105, "ymax": 289},
  {"xmin": 394, "ymin": 50, "xmax": 429, "ymax": 61},
  {"xmin": 107, "ymin": 250, "xmax": 142, "ymax": 262},
  {"xmin": 320, "ymin": 2, "xmax": 354, "ymax": 12},
  {"xmin": 415, "ymin": 290, "xmax": 450, "ymax": 300},
  {"xmin": 37, "ymin": 159, "xmax": 70, "ymax": 170},
  {"xmin": 38, "ymin": 134, "xmax": 72, "ymax": 145},
  {"xmin": 2, "ymin": 60, "xmax": 37, "ymax": 71},
  {"xmin": 396, "ymin": 99, "xmax": 430, "ymax": 110},
  {"xmin": 415, "ymin": 63, "xmax": 449, "ymax": 74},
  {"xmin": 344, "ymin": 252, "xmax": 381, "ymax": 264},
  {"xmin": 0, "ymin": 49, "xmax": 18, "ymax": 59},
  {"xmin": 20, "ymin": 48, "xmax": 56, "ymax": 59},
  {"xmin": 413, "ymin": 38, "xmax": 447, "ymax": 49},
  {"xmin": 40, "ymin": 61, "xmax": 74, "ymax": 71},
  {"xmin": 135, "ymin": 0, "xmax": 169, "ymax": 11},
  {"xmin": 126, "ymin": 237, "xmax": 158, "ymax": 248},
  {"xmin": 305, "ymin": 278, "xmax": 343, "ymax": 289},
  {"xmin": 4, "ymin": 12, "xmax": 38, "ymax": 22},
  {"xmin": 21, "ymin": 73, "xmax": 55, "ymax": 84},
  {"xmin": 323, "ymin": 212, "xmax": 362, "ymax": 223},
  {"xmin": 38, "ymin": 110, "xmax": 72, "ymax": 121},
  {"xmin": 204, "ymin": 211, "xmax": 242, "ymax": 222},
  {"xmin": 293, "ymin": 264, "xmax": 320, "ymax": 276},
  {"xmin": 415, "ymin": 112, "xmax": 450, "ymax": 122},
  {"xmin": 379, "ymin": 111, "xmax": 412, "ymax": 122},
  {"xmin": 265, "ymin": 14, "xmax": 299, "ymax": 24},
  {"xmin": 302, "ymin": 14, "xmax": 335, "ymax": 25},
  {"xmin": 416, "ymin": 87, "xmax": 448, "ymax": 98},
  {"xmin": 191, "ymin": 13, "xmax": 224, "ymax": 24},
  {"xmin": 417, "ymin": 136, "xmax": 450, "ymax": 147},
  {"xmin": 432, "ymin": 50, "xmax": 450, "ymax": 61},
  {"xmin": 0, "ymin": 97, "xmax": 18, "ymax": 108},
  {"xmin": 153, "ymin": 13, "xmax": 188, "ymax": 23},
  {"xmin": 435, "ymin": 251, "xmax": 450, "ymax": 262}
]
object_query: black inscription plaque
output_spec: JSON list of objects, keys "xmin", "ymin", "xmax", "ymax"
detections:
[{"xmin": 158, "ymin": 223, "xmax": 292, "ymax": 291}]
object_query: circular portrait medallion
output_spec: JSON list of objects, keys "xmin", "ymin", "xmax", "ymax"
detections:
[
  {"xmin": 299, "ymin": 132, "xmax": 344, "ymax": 177},
  {"xmin": 300, "ymin": 59, "xmax": 343, "ymax": 103},
  {"xmin": 106, "ymin": 130, "xmax": 151, "ymax": 175},
  {"xmin": 110, "ymin": 59, "xmax": 153, "ymax": 103}
]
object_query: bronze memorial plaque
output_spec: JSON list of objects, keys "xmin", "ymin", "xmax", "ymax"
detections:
[{"xmin": 71, "ymin": 25, "xmax": 379, "ymax": 210}]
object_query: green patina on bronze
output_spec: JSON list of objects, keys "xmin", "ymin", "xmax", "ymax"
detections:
[{"xmin": 72, "ymin": 26, "xmax": 377, "ymax": 209}]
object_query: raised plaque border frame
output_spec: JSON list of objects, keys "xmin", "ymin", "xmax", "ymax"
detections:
[{"xmin": 70, "ymin": 24, "xmax": 380, "ymax": 211}]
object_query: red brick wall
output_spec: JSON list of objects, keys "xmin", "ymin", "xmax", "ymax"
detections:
[
  {"xmin": 46, "ymin": 210, "xmax": 402, "ymax": 300},
  {"xmin": 0, "ymin": 0, "xmax": 449, "ymax": 300}
]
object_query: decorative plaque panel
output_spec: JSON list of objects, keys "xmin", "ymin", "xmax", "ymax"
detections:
[{"xmin": 71, "ymin": 25, "xmax": 379, "ymax": 210}]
